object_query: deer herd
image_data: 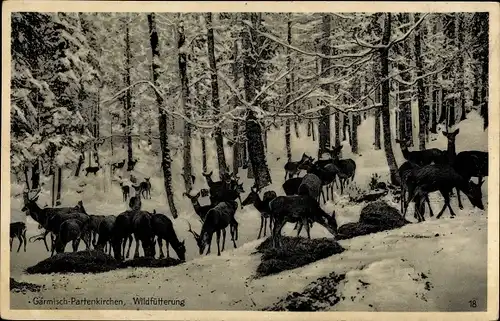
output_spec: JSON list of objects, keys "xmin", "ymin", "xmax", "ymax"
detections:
[{"xmin": 11, "ymin": 129, "xmax": 487, "ymax": 266}]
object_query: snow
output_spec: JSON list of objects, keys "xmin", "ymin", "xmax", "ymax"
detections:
[{"xmin": 9, "ymin": 110, "xmax": 490, "ymax": 311}]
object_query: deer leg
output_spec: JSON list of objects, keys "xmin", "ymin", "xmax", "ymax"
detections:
[
  {"xmin": 166, "ymin": 242, "xmax": 170, "ymax": 258},
  {"xmin": 10, "ymin": 238, "xmax": 13, "ymax": 252},
  {"xmin": 158, "ymin": 238, "xmax": 165, "ymax": 259},
  {"xmin": 264, "ymin": 216, "xmax": 268, "ymax": 237},
  {"xmin": 222, "ymin": 228, "xmax": 226, "ymax": 252},
  {"xmin": 321, "ymin": 189, "xmax": 327, "ymax": 204},
  {"xmin": 442, "ymin": 190, "xmax": 456, "ymax": 218},
  {"xmin": 268, "ymin": 215, "xmax": 273, "ymax": 237},
  {"xmin": 126, "ymin": 235, "xmax": 133, "ymax": 258},
  {"xmin": 435, "ymin": 200, "xmax": 449, "ymax": 219},
  {"xmin": 215, "ymin": 230, "xmax": 221, "ymax": 256},
  {"xmin": 23, "ymin": 230, "xmax": 27, "ymax": 252},
  {"xmin": 133, "ymin": 235, "xmax": 140, "ymax": 258},
  {"xmin": 258, "ymin": 215, "xmax": 264, "ymax": 239},
  {"xmin": 304, "ymin": 219, "xmax": 311, "ymax": 239},
  {"xmin": 425, "ymin": 195, "xmax": 434, "ymax": 217},
  {"xmin": 456, "ymin": 188, "xmax": 464, "ymax": 209},
  {"xmin": 72, "ymin": 239, "xmax": 78, "ymax": 252},
  {"xmin": 296, "ymin": 222, "xmax": 303, "ymax": 237}
]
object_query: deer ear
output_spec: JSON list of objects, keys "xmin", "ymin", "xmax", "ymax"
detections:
[
  {"xmin": 454, "ymin": 128, "xmax": 460, "ymax": 135},
  {"xmin": 442, "ymin": 131, "xmax": 448, "ymax": 136}
]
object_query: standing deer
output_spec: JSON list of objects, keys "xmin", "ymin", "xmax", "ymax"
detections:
[
  {"xmin": 10, "ymin": 222, "xmax": 27, "ymax": 252},
  {"xmin": 283, "ymin": 153, "xmax": 314, "ymax": 180},
  {"xmin": 120, "ymin": 182, "xmax": 130, "ymax": 202},
  {"xmin": 396, "ymin": 138, "xmax": 446, "ymax": 166},
  {"xmin": 129, "ymin": 186, "xmax": 142, "ymax": 210},
  {"xmin": 269, "ymin": 195, "xmax": 338, "ymax": 248},
  {"xmin": 241, "ymin": 186, "xmax": 277, "ymax": 239},
  {"xmin": 404, "ymin": 164, "xmax": 484, "ymax": 222},
  {"xmin": 186, "ymin": 200, "xmax": 238, "ymax": 256},
  {"xmin": 151, "ymin": 213, "xmax": 186, "ymax": 261},
  {"xmin": 111, "ymin": 159, "xmax": 126, "ymax": 172},
  {"xmin": 183, "ymin": 191, "xmax": 214, "ymax": 222},
  {"xmin": 398, "ymin": 161, "xmax": 433, "ymax": 218},
  {"xmin": 139, "ymin": 178, "xmax": 152, "ymax": 199}
]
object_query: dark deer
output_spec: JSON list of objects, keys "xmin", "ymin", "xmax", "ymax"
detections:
[
  {"xmin": 128, "ymin": 158, "xmax": 139, "ymax": 171},
  {"xmin": 269, "ymin": 195, "xmax": 338, "ymax": 248},
  {"xmin": 95, "ymin": 215, "xmax": 116, "ymax": 255},
  {"xmin": 443, "ymin": 129, "xmax": 488, "ymax": 209},
  {"xmin": 186, "ymin": 200, "xmax": 238, "ymax": 256},
  {"xmin": 183, "ymin": 191, "xmax": 214, "ymax": 222},
  {"xmin": 139, "ymin": 178, "xmax": 151, "ymax": 199},
  {"xmin": 404, "ymin": 164, "xmax": 484, "ymax": 222},
  {"xmin": 282, "ymin": 177, "xmax": 304, "ymax": 196},
  {"xmin": 111, "ymin": 159, "xmax": 126, "ymax": 172},
  {"xmin": 132, "ymin": 211, "xmax": 156, "ymax": 258},
  {"xmin": 10, "ymin": 222, "xmax": 27, "ymax": 252},
  {"xmin": 129, "ymin": 186, "xmax": 142, "ymax": 211},
  {"xmin": 325, "ymin": 146, "xmax": 356, "ymax": 194},
  {"xmin": 396, "ymin": 138, "xmax": 446, "ymax": 166},
  {"xmin": 88, "ymin": 215, "xmax": 106, "ymax": 248},
  {"xmin": 54, "ymin": 219, "xmax": 84, "ymax": 253},
  {"xmin": 111, "ymin": 210, "xmax": 136, "ymax": 261},
  {"xmin": 120, "ymin": 182, "xmax": 130, "ymax": 202},
  {"xmin": 283, "ymin": 153, "xmax": 314, "ymax": 180},
  {"xmin": 85, "ymin": 166, "xmax": 100, "ymax": 176},
  {"xmin": 398, "ymin": 161, "xmax": 433, "ymax": 218},
  {"xmin": 241, "ymin": 185, "xmax": 277, "ymax": 239},
  {"xmin": 151, "ymin": 213, "xmax": 186, "ymax": 261}
]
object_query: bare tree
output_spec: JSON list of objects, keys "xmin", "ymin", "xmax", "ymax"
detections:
[
  {"xmin": 414, "ymin": 13, "xmax": 427, "ymax": 149},
  {"xmin": 285, "ymin": 17, "xmax": 293, "ymax": 160},
  {"xmin": 124, "ymin": 16, "xmax": 134, "ymax": 171},
  {"xmin": 147, "ymin": 13, "xmax": 177, "ymax": 218}
]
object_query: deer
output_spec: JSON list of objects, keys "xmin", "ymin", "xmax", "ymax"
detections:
[
  {"xmin": 10, "ymin": 222, "xmax": 27, "ymax": 253},
  {"xmin": 95, "ymin": 215, "xmax": 117, "ymax": 255},
  {"xmin": 283, "ymin": 153, "xmax": 314, "ymax": 180},
  {"xmin": 269, "ymin": 195, "xmax": 338, "ymax": 248},
  {"xmin": 128, "ymin": 158, "xmax": 139, "ymax": 171},
  {"xmin": 241, "ymin": 185, "xmax": 277, "ymax": 239},
  {"xmin": 119, "ymin": 182, "xmax": 130, "ymax": 202},
  {"xmin": 398, "ymin": 161, "xmax": 433, "ymax": 218},
  {"xmin": 139, "ymin": 178, "xmax": 152, "ymax": 199},
  {"xmin": 131, "ymin": 211, "xmax": 156, "ymax": 259},
  {"xmin": 111, "ymin": 210, "xmax": 136, "ymax": 261},
  {"xmin": 129, "ymin": 186, "xmax": 142, "ymax": 211},
  {"xmin": 22, "ymin": 191, "xmax": 91, "ymax": 256},
  {"xmin": 395, "ymin": 138, "xmax": 446, "ymax": 166},
  {"xmin": 442, "ymin": 129, "xmax": 488, "ymax": 209},
  {"xmin": 151, "ymin": 213, "xmax": 186, "ymax": 261},
  {"xmin": 282, "ymin": 177, "xmax": 304, "ymax": 196},
  {"xmin": 325, "ymin": 146, "xmax": 356, "ymax": 194},
  {"xmin": 301, "ymin": 162, "xmax": 337, "ymax": 204},
  {"xmin": 186, "ymin": 200, "xmax": 238, "ymax": 256},
  {"xmin": 111, "ymin": 159, "xmax": 126, "ymax": 172},
  {"xmin": 183, "ymin": 191, "xmax": 214, "ymax": 222},
  {"xmin": 85, "ymin": 166, "xmax": 100, "ymax": 176},
  {"xmin": 88, "ymin": 215, "xmax": 106, "ymax": 248},
  {"xmin": 54, "ymin": 218, "xmax": 85, "ymax": 254},
  {"xmin": 403, "ymin": 164, "xmax": 484, "ymax": 222}
]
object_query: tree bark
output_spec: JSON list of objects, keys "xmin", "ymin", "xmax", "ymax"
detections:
[
  {"xmin": 177, "ymin": 17, "xmax": 192, "ymax": 192},
  {"xmin": 285, "ymin": 18, "xmax": 292, "ymax": 160},
  {"xmin": 147, "ymin": 13, "xmax": 178, "ymax": 218},
  {"xmin": 414, "ymin": 13, "xmax": 427, "ymax": 150},
  {"xmin": 477, "ymin": 13, "xmax": 489, "ymax": 129},
  {"xmin": 318, "ymin": 14, "xmax": 332, "ymax": 157},
  {"xmin": 56, "ymin": 167, "xmax": 62, "ymax": 203},
  {"xmin": 242, "ymin": 12, "xmax": 272, "ymax": 189},
  {"xmin": 125, "ymin": 18, "xmax": 134, "ymax": 171},
  {"xmin": 231, "ymin": 38, "xmax": 240, "ymax": 174},
  {"xmin": 380, "ymin": 13, "xmax": 400, "ymax": 184},
  {"xmin": 206, "ymin": 13, "xmax": 228, "ymax": 178}
]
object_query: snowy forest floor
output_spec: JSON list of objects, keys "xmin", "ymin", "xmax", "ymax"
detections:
[{"xmin": 9, "ymin": 112, "xmax": 489, "ymax": 311}]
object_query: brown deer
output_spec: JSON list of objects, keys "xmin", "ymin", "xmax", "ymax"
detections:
[{"xmin": 10, "ymin": 222, "xmax": 27, "ymax": 252}]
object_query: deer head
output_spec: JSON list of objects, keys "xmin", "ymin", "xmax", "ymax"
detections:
[
  {"xmin": 145, "ymin": 177, "xmax": 150, "ymax": 183},
  {"xmin": 242, "ymin": 186, "xmax": 259, "ymax": 206},
  {"xmin": 442, "ymin": 129, "xmax": 460, "ymax": 143},
  {"xmin": 465, "ymin": 180, "xmax": 485, "ymax": 210},
  {"xmin": 183, "ymin": 191, "xmax": 201, "ymax": 205},
  {"xmin": 322, "ymin": 210, "xmax": 338, "ymax": 236}
]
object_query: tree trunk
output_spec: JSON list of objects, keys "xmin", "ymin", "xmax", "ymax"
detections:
[
  {"xmin": 177, "ymin": 17, "xmax": 192, "ymax": 192},
  {"xmin": 231, "ymin": 38, "xmax": 240, "ymax": 174},
  {"xmin": 242, "ymin": 12, "xmax": 272, "ymax": 189},
  {"xmin": 74, "ymin": 154, "xmax": 84, "ymax": 177},
  {"xmin": 478, "ymin": 13, "xmax": 489, "ymax": 129},
  {"xmin": 56, "ymin": 167, "xmax": 62, "ymax": 203},
  {"xmin": 125, "ymin": 18, "xmax": 134, "ymax": 171},
  {"xmin": 285, "ymin": 19, "xmax": 293, "ymax": 161},
  {"xmin": 318, "ymin": 14, "xmax": 332, "ymax": 157},
  {"xmin": 445, "ymin": 15, "xmax": 456, "ymax": 129},
  {"xmin": 414, "ymin": 13, "xmax": 426, "ymax": 150},
  {"xmin": 31, "ymin": 160, "xmax": 40, "ymax": 189},
  {"xmin": 380, "ymin": 13, "xmax": 400, "ymax": 184},
  {"xmin": 147, "ymin": 13, "xmax": 178, "ymax": 218},
  {"xmin": 457, "ymin": 16, "xmax": 467, "ymax": 122},
  {"xmin": 196, "ymin": 82, "xmax": 208, "ymax": 173},
  {"xmin": 206, "ymin": 13, "xmax": 228, "ymax": 178}
]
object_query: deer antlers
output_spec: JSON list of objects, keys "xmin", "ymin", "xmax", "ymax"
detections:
[{"xmin": 184, "ymin": 218, "xmax": 200, "ymax": 241}]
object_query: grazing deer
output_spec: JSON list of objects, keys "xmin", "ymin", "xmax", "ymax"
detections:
[
  {"xmin": 54, "ymin": 219, "xmax": 84, "ymax": 253},
  {"xmin": 404, "ymin": 164, "xmax": 484, "ymax": 222},
  {"xmin": 241, "ymin": 185, "xmax": 277, "ymax": 239},
  {"xmin": 120, "ymin": 182, "xmax": 130, "ymax": 201},
  {"xmin": 151, "ymin": 213, "xmax": 186, "ymax": 261},
  {"xmin": 186, "ymin": 200, "xmax": 238, "ymax": 256},
  {"xmin": 398, "ymin": 161, "xmax": 433, "ymax": 218},
  {"xmin": 85, "ymin": 166, "xmax": 100, "ymax": 176},
  {"xmin": 111, "ymin": 159, "xmax": 126, "ymax": 172},
  {"xmin": 139, "ymin": 178, "xmax": 151, "ymax": 199},
  {"xmin": 183, "ymin": 191, "xmax": 214, "ymax": 222},
  {"xmin": 269, "ymin": 195, "xmax": 338, "ymax": 248},
  {"xmin": 88, "ymin": 215, "xmax": 106, "ymax": 248},
  {"xmin": 396, "ymin": 138, "xmax": 446, "ymax": 166},
  {"xmin": 283, "ymin": 153, "xmax": 314, "ymax": 180},
  {"xmin": 132, "ymin": 211, "xmax": 156, "ymax": 258},
  {"xmin": 10, "ymin": 222, "xmax": 27, "ymax": 252},
  {"xmin": 95, "ymin": 215, "xmax": 117, "ymax": 255},
  {"xmin": 111, "ymin": 210, "xmax": 136, "ymax": 261}
]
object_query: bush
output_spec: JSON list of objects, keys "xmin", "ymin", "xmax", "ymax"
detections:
[{"xmin": 255, "ymin": 236, "xmax": 345, "ymax": 278}]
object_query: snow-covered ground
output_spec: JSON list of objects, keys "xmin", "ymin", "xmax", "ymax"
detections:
[{"xmin": 9, "ymin": 111, "xmax": 491, "ymax": 311}]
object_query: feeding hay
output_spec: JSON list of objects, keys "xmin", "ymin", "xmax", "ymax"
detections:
[
  {"xmin": 255, "ymin": 236, "xmax": 345, "ymax": 278},
  {"xmin": 119, "ymin": 257, "xmax": 183, "ymax": 268},
  {"xmin": 337, "ymin": 201, "xmax": 410, "ymax": 240},
  {"xmin": 25, "ymin": 250, "xmax": 119, "ymax": 274},
  {"xmin": 10, "ymin": 278, "xmax": 43, "ymax": 293}
]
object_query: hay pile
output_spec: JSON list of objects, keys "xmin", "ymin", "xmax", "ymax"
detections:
[
  {"xmin": 337, "ymin": 200, "xmax": 410, "ymax": 240},
  {"xmin": 26, "ymin": 250, "xmax": 119, "ymax": 274},
  {"xmin": 255, "ymin": 236, "xmax": 345, "ymax": 278},
  {"xmin": 10, "ymin": 278, "xmax": 43, "ymax": 293},
  {"xmin": 264, "ymin": 272, "xmax": 346, "ymax": 311},
  {"xmin": 119, "ymin": 257, "xmax": 183, "ymax": 268}
]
